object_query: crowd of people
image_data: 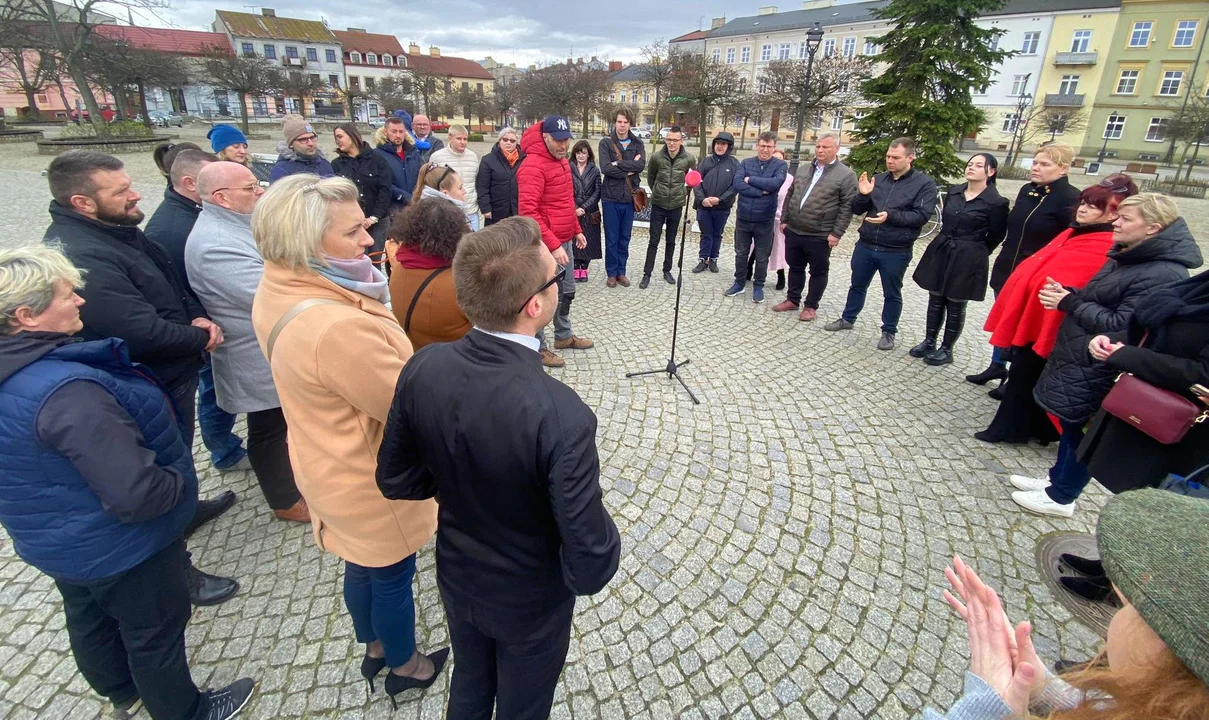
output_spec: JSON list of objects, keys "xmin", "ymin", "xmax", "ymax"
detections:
[{"xmin": 0, "ymin": 105, "xmax": 1205, "ymax": 720}]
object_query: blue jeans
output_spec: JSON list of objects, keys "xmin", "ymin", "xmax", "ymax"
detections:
[
  {"xmin": 1045, "ymin": 420, "xmax": 1091, "ymax": 505},
  {"xmin": 602, "ymin": 200, "xmax": 635, "ymax": 278},
  {"xmin": 197, "ymin": 359, "xmax": 246, "ymax": 469},
  {"xmin": 343, "ymin": 555, "xmax": 418, "ymax": 668},
  {"xmin": 841, "ymin": 242, "xmax": 913, "ymax": 334},
  {"xmin": 697, "ymin": 206, "xmax": 730, "ymax": 260}
]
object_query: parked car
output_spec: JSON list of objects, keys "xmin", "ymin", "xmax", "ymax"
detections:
[
  {"xmin": 430, "ymin": 120, "xmax": 450, "ymax": 132},
  {"xmin": 368, "ymin": 116, "xmax": 386, "ymax": 129},
  {"xmin": 70, "ymin": 105, "xmax": 117, "ymax": 123},
  {"xmin": 632, "ymin": 127, "xmax": 652, "ymax": 140},
  {"xmin": 148, "ymin": 110, "xmax": 184, "ymax": 128},
  {"xmin": 658, "ymin": 127, "xmax": 692, "ymax": 142}
]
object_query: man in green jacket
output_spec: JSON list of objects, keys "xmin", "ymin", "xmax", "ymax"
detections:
[{"xmin": 640, "ymin": 127, "xmax": 697, "ymax": 289}]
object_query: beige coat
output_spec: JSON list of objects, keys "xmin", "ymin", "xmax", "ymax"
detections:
[{"xmin": 252, "ymin": 263, "xmax": 436, "ymax": 567}]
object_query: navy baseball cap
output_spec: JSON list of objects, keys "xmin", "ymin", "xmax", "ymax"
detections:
[{"xmin": 542, "ymin": 116, "xmax": 573, "ymax": 141}]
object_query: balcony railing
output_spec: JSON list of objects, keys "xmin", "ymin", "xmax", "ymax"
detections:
[
  {"xmin": 1045, "ymin": 93, "xmax": 1085, "ymax": 107},
  {"xmin": 1054, "ymin": 51, "xmax": 1097, "ymax": 65},
  {"xmin": 283, "ymin": 57, "xmax": 305, "ymax": 68}
]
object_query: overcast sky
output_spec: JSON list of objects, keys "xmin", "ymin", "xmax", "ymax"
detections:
[{"xmin": 122, "ymin": 0, "xmax": 750, "ymax": 65}]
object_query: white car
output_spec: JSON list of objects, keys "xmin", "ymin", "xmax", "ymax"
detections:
[
  {"xmin": 368, "ymin": 116, "xmax": 386, "ymax": 129},
  {"xmin": 631, "ymin": 127, "xmax": 652, "ymax": 139}
]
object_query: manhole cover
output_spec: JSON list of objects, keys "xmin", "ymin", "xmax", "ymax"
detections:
[{"xmin": 1035, "ymin": 532, "xmax": 1113, "ymax": 637}]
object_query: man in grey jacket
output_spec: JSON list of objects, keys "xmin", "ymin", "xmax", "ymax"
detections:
[
  {"xmin": 772, "ymin": 134, "xmax": 858, "ymax": 322},
  {"xmin": 185, "ymin": 162, "xmax": 307, "ymax": 523}
]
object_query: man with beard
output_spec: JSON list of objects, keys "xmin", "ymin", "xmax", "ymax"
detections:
[
  {"xmin": 43, "ymin": 151, "xmax": 241, "ymax": 607},
  {"xmin": 269, "ymin": 115, "xmax": 334, "ymax": 182}
]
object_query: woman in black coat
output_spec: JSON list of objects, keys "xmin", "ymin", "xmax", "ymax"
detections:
[
  {"xmin": 332, "ymin": 123, "xmax": 393, "ymax": 251},
  {"xmin": 911, "ymin": 153, "xmax": 1009, "ymax": 366},
  {"xmin": 968, "ymin": 144, "xmax": 1081, "ymax": 387},
  {"xmin": 475, "ymin": 128, "xmax": 525, "ymax": 226},
  {"xmin": 571, "ymin": 139, "xmax": 603, "ymax": 282}
]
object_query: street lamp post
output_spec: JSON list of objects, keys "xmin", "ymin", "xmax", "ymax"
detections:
[{"xmin": 789, "ymin": 23, "xmax": 826, "ymax": 175}]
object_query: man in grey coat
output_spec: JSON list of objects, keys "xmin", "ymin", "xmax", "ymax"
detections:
[
  {"xmin": 185, "ymin": 162, "xmax": 307, "ymax": 523},
  {"xmin": 772, "ymin": 134, "xmax": 858, "ymax": 322}
]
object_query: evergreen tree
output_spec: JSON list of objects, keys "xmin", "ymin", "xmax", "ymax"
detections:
[{"xmin": 848, "ymin": 0, "xmax": 1009, "ymax": 182}]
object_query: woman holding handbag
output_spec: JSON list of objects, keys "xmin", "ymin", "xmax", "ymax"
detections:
[
  {"xmin": 1010, "ymin": 192, "xmax": 1201, "ymax": 522},
  {"xmin": 571, "ymin": 140, "xmax": 603, "ymax": 282}
]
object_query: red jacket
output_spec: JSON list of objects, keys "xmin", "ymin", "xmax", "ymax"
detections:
[
  {"xmin": 518, "ymin": 124, "xmax": 579, "ymax": 250},
  {"xmin": 984, "ymin": 225, "xmax": 1114, "ymax": 359}
]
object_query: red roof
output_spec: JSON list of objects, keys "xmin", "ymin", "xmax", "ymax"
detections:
[
  {"xmin": 332, "ymin": 29, "xmax": 404, "ymax": 57},
  {"xmin": 670, "ymin": 30, "xmax": 709, "ymax": 42},
  {"xmin": 404, "ymin": 52, "xmax": 493, "ymax": 80},
  {"xmin": 93, "ymin": 25, "xmax": 231, "ymax": 56}
]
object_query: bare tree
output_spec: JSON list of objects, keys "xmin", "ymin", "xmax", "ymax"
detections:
[
  {"xmin": 280, "ymin": 70, "xmax": 327, "ymax": 116},
  {"xmin": 758, "ymin": 55, "xmax": 872, "ymax": 137},
  {"xmin": 401, "ymin": 65, "xmax": 450, "ymax": 115},
  {"xmin": 1024, "ymin": 105, "xmax": 1089, "ymax": 148},
  {"xmin": 492, "ymin": 78, "xmax": 517, "ymax": 127},
  {"xmin": 82, "ymin": 37, "xmax": 191, "ymax": 125},
  {"xmin": 1165, "ymin": 87, "xmax": 1209, "ymax": 182},
  {"xmin": 665, "ymin": 51, "xmax": 741, "ymax": 158},
  {"xmin": 202, "ymin": 45, "xmax": 284, "ymax": 133},
  {"xmin": 569, "ymin": 65, "xmax": 612, "ymax": 136},
  {"xmin": 367, "ymin": 73, "xmax": 411, "ymax": 116},
  {"xmin": 513, "ymin": 62, "xmax": 578, "ymax": 124},
  {"xmin": 634, "ymin": 40, "xmax": 675, "ymax": 137},
  {"xmin": 0, "ymin": 6, "xmax": 57, "ymax": 119}
]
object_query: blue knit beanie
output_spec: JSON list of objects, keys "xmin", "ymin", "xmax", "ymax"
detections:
[{"xmin": 207, "ymin": 124, "xmax": 248, "ymax": 153}]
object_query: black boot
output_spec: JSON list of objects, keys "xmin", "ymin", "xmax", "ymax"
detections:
[
  {"xmin": 775, "ymin": 269, "xmax": 786, "ymax": 291},
  {"xmin": 926, "ymin": 299, "xmax": 964, "ymax": 366},
  {"xmin": 966, "ymin": 360, "xmax": 1008, "ymax": 385},
  {"xmin": 910, "ymin": 294, "xmax": 945, "ymax": 358}
]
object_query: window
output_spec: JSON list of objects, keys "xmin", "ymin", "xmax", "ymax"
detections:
[
  {"xmin": 813, "ymin": 110, "xmax": 823, "ymax": 128},
  {"xmin": 1116, "ymin": 69, "xmax": 1139, "ymax": 94},
  {"xmin": 367, "ymin": 53, "xmax": 377, "ymax": 64},
  {"xmin": 797, "ymin": 41, "xmax": 807, "ymax": 59},
  {"xmin": 350, "ymin": 51, "xmax": 361, "ymax": 63},
  {"xmin": 285, "ymin": 46, "xmax": 298, "ymax": 58},
  {"xmin": 1020, "ymin": 31, "xmax": 1040, "ymax": 54},
  {"xmin": 863, "ymin": 40, "xmax": 878, "ymax": 55},
  {"xmin": 1002, "ymin": 113, "xmax": 1018, "ymax": 132},
  {"xmin": 1058, "ymin": 74, "xmax": 1080, "ymax": 95},
  {"xmin": 328, "ymin": 74, "xmax": 339, "ymax": 87},
  {"xmin": 823, "ymin": 38, "xmax": 836, "ymax": 57},
  {"xmin": 987, "ymin": 35, "xmax": 999, "ymax": 52},
  {"xmin": 609, "ymin": 92, "xmax": 615, "ymax": 102},
  {"xmin": 712, "ymin": 49, "xmax": 721, "ymax": 62},
  {"xmin": 1159, "ymin": 70, "xmax": 1184, "ymax": 96},
  {"xmin": 643, "ymin": 90, "xmax": 650, "ymax": 103},
  {"xmin": 740, "ymin": 46, "xmax": 751, "ymax": 63},
  {"xmin": 758, "ymin": 78, "xmax": 767, "ymax": 93},
  {"xmin": 778, "ymin": 43, "xmax": 791, "ymax": 60},
  {"xmin": 326, "ymin": 49, "xmax": 337, "ymax": 63},
  {"xmin": 1129, "ymin": 21, "xmax": 1153, "ymax": 47},
  {"xmin": 974, "ymin": 82, "xmax": 988, "ymax": 95},
  {"xmin": 306, "ymin": 47, "xmax": 318, "ymax": 62},
  {"xmin": 1070, "ymin": 30, "xmax": 1091, "ymax": 53},
  {"xmin": 760, "ymin": 44, "xmax": 772, "ymax": 61},
  {"xmin": 368, "ymin": 103, "xmax": 379, "ymax": 116},
  {"xmin": 726, "ymin": 47, "xmax": 735, "ymax": 63},
  {"xmin": 831, "ymin": 113, "xmax": 843, "ymax": 130},
  {"xmin": 620, "ymin": 91, "xmax": 627, "ymax": 103},
  {"xmin": 309, "ymin": 73, "xmax": 321, "ymax": 85},
  {"xmin": 842, "ymin": 37, "xmax": 856, "ymax": 57},
  {"xmin": 365, "ymin": 77, "xmax": 375, "ymax": 89},
  {"xmin": 1145, "ymin": 117, "xmax": 1169, "ymax": 142},
  {"xmin": 1103, "ymin": 113, "xmax": 1125, "ymax": 139},
  {"xmin": 1010, "ymin": 74, "xmax": 1029, "ymax": 95},
  {"xmin": 348, "ymin": 76, "xmax": 360, "ymax": 90},
  {"xmin": 1174, "ymin": 20, "xmax": 1198, "ymax": 48},
  {"xmin": 263, "ymin": 44, "xmax": 277, "ymax": 59},
  {"xmin": 383, "ymin": 55, "xmax": 392, "ymax": 66},
  {"xmin": 738, "ymin": 78, "xmax": 747, "ymax": 93},
  {"xmin": 252, "ymin": 97, "xmax": 269, "ymax": 116},
  {"xmin": 241, "ymin": 42, "xmax": 254, "ymax": 56}
]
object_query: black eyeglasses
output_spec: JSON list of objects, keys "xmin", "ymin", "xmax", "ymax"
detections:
[{"xmin": 516, "ymin": 267, "xmax": 566, "ymax": 314}]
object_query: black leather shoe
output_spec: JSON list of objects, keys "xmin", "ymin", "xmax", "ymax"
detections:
[
  {"xmin": 966, "ymin": 362, "xmax": 1007, "ymax": 385},
  {"xmin": 988, "ymin": 383, "xmax": 1006, "ymax": 401},
  {"xmin": 184, "ymin": 490, "xmax": 237, "ymax": 538},
  {"xmin": 1060, "ymin": 575, "xmax": 1121, "ymax": 607},
  {"xmin": 187, "ymin": 564, "xmax": 240, "ymax": 606},
  {"xmin": 663, "ymin": 271, "xmax": 676, "ymax": 284},
  {"xmin": 924, "ymin": 346, "xmax": 953, "ymax": 366},
  {"xmin": 639, "ymin": 275, "xmax": 651, "ymax": 289},
  {"xmin": 708, "ymin": 259, "xmax": 719, "ymax": 273},
  {"xmin": 909, "ymin": 339, "xmax": 936, "ymax": 358},
  {"xmin": 691, "ymin": 259, "xmax": 708, "ymax": 273},
  {"xmin": 1059, "ymin": 554, "xmax": 1105, "ymax": 578},
  {"xmin": 385, "ymin": 648, "xmax": 450, "ymax": 709}
]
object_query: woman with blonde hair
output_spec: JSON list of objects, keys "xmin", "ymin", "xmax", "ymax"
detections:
[
  {"xmin": 414, "ymin": 162, "xmax": 479, "ymax": 230},
  {"xmin": 250, "ymin": 174, "xmax": 447, "ymax": 708},
  {"xmin": 921, "ymin": 489, "xmax": 1209, "ymax": 720},
  {"xmin": 207, "ymin": 125, "xmax": 250, "ymax": 166}
]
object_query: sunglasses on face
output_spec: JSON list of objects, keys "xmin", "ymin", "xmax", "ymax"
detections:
[{"xmin": 516, "ymin": 266, "xmax": 566, "ymax": 314}]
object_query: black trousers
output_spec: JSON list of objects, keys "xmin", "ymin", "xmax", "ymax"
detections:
[
  {"xmin": 169, "ymin": 377, "xmax": 200, "ymax": 449},
  {"xmin": 246, "ymin": 407, "xmax": 302, "ymax": 510},
  {"xmin": 55, "ymin": 540, "xmax": 203, "ymax": 720},
  {"xmin": 643, "ymin": 204, "xmax": 683, "ymax": 276},
  {"xmin": 784, "ymin": 230, "xmax": 832, "ymax": 308},
  {"xmin": 733, "ymin": 218, "xmax": 775, "ymax": 285},
  {"xmin": 442, "ymin": 590, "xmax": 574, "ymax": 720},
  {"xmin": 982, "ymin": 345, "xmax": 1061, "ymax": 445}
]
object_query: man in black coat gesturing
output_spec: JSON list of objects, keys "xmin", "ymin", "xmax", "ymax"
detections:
[{"xmin": 377, "ymin": 216, "xmax": 620, "ymax": 720}]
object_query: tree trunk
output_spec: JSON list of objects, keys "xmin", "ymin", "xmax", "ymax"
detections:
[
  {"xmin": 698, "ymin": 106, "xmax": 709, "ymax": 160},
  {"xmin": 1186, "ymin": 140, "xmax": 1202, "ymax": 182},
  {"xmin": 43, "ymin": 4, "xmax": 104, "ymax": 128},
  {"xmin": 137, "ymin": 79, "xmax": 153, "ymax": 129},
  {"xmin": 739, "ymin": 117, "xmax": 749, "ymax": 150},
  {"xmin": 581, "ymin": 108, "xmax": 590, "ymax": 138},
  {"xmin": 53, "ymin": 75, "xmax": 71, "ymax": 120},
  {"xmin": 238, "ymin": 92, "xmax": 251, "ymax": 134}
]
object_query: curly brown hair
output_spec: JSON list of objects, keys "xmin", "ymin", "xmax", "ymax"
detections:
[{"xmin": 387, "ymin": 198, "xmax": 469, "ymax": 260}]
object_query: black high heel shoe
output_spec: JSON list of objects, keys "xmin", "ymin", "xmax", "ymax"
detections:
[
  {"xmin": 385, "ymin": 648, "xmax": 451, "ymax": 710},
  {"xmin": 361, "ymin": 654, "xmax": 387, "ymax": 696}
]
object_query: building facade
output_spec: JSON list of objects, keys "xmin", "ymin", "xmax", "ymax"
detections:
[
  {"xmin": 332, "ymin": 28, "xmax": 406, "ymax": 121},
  {"xmin": 403, "ymin": 43, "xmax": 496, "ymax": 130},
  {"xmin": 93, "ymin": 25, "xmax": 235, "ymax": 118}
]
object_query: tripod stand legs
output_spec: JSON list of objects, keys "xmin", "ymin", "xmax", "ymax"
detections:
[{"xmin": 625, "ymin": 360, "xmax": 699, "ymax": 404}]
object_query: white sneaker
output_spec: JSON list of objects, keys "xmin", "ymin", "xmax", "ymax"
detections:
[
  {"xmin": 1011, "ymin": 489, "xmax": 1075, "ymax": 518},
  {"xmin": 1009, "ymin": 474, "xmax": 1050, "ymax": 491}
]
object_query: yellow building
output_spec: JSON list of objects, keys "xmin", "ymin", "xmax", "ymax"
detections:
[{"xmin": 1032, "ymin": 7, "xmax": 1123, "ymax": 151}]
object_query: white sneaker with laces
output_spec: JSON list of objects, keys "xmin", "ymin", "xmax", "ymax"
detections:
[
  {"xmin": 1011, "ymin": 489, "xmax": 1074, "ymax": 518},
  {"xmin": 1009, "ymin": 474, "xmax": 1050, "ymax": 492}
]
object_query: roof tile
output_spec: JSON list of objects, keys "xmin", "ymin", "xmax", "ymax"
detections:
[{"xmin": 216, "ymin": 10, "xmax": 338, "ymax": 44}]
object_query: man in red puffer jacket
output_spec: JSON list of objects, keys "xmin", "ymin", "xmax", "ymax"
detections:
[{"xmin": 518, "ymin": 116, "xmax": 595, "ymax": 368}]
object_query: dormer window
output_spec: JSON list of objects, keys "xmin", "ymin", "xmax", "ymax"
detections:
[
  {"xmin": 397, "ymin": 55, "xmax": 406, "ymax": 67},
  {"xmin": 383, "ymin": 54, "xmax": 392, "ymax": 66},
  {"xmin": 367, "ymin": 53, "xmax": 377, "ymax": 64},
  {"xmin": 350, "ymin": 51, "xmax": 361, "ymax": 63}
]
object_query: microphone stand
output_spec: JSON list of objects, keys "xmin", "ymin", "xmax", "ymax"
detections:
[{"xmin": 626, "ymin": 183, "xmax": 700, "ymax": 404}]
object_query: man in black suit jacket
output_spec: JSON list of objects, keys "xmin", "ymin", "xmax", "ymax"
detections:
[{"xmin": 378, "ymin": 216, "xmax": 620, "ymax": 720}]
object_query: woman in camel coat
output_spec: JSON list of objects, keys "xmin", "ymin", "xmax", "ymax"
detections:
[{"xmin": 385, "ymin": 197, "xmax": 472, "ymax": 350}]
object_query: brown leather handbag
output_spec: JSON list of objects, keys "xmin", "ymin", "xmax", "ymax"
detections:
[
  {"xmin": 1100, "ymin": 372, "xmax": 1208, "ymax": 444},
  {"xmin": 611, "ymin": 138, "xmax": 648, "ymax": 212}
]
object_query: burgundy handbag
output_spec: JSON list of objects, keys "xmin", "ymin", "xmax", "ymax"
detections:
[{"xmin": 1100, "ymin": 373, "xmax": 1208, "ymax": 444}]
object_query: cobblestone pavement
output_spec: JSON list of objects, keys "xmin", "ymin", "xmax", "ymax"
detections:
[{"xmin": 2, "ymin": 128, "xmax": 1208, "ymax": 719}]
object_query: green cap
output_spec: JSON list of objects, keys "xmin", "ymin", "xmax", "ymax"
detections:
[{"xmin": 1098, "ymin": 489, "xmax": 1209, "ymax": 684}]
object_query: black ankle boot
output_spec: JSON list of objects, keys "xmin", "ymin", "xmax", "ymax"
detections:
[
  {"xmin": 966, "ymin": 361, "xmax": 1007, "ymax": 385},
  {"xmin": 911, "ymin": 294, "xmax": 945, "ymax": 358},
  {"xmin": 775, "ymin": 269, "xmax": 785, "ymax": 291},
  {"xmin": 924, "ymin": 346, "xmax": 953, "ymax": 366},
  {"xmin": 909, "ymin": 339, "xmax": 936, "ymax": 358}
]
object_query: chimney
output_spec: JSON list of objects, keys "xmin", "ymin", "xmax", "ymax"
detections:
[
  {"xmin": 801, "ymin": 0, "xmax": 835, "ymax": 8},
  {"xmin": 261, "ymin": 7, "xmax": 275, "ymax": 16},
  {"xmin": 590, "ymin": 55, "xmax": 597, "ymax": 62},
  {"xmin": 758, "ymin": 6, "xmax": 778, "ymax": 15},
  {"xmin": 428, "ymin": 45, "xmax": 440, "ymax": 57},
  {"xmin": 346, "ymin": 27, "xmax": 366, "ymax": 32},
  {"xmin": 609, "ymin": 60, "xmax": 622, "ymax": 72},
  {"xmin": 710, "ymin": 16, "xmax": 726, "ymax": 29},
  {"xmin": 408, "ymin": 43, "xmax": 421, "ymax": 55}
]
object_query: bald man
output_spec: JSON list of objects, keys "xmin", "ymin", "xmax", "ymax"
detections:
[
  {"xmin": 411, "ymin": 113, "xmax": 444, "ymax": 162},
  {"xmin": 186, "ymin": 163, "xmax": 307, "ymax": 523}
]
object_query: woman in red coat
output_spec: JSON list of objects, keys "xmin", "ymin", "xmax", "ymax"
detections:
[{"xmin": 975, "ymin": 175, "xmax": 1137, "ymax": 445}]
